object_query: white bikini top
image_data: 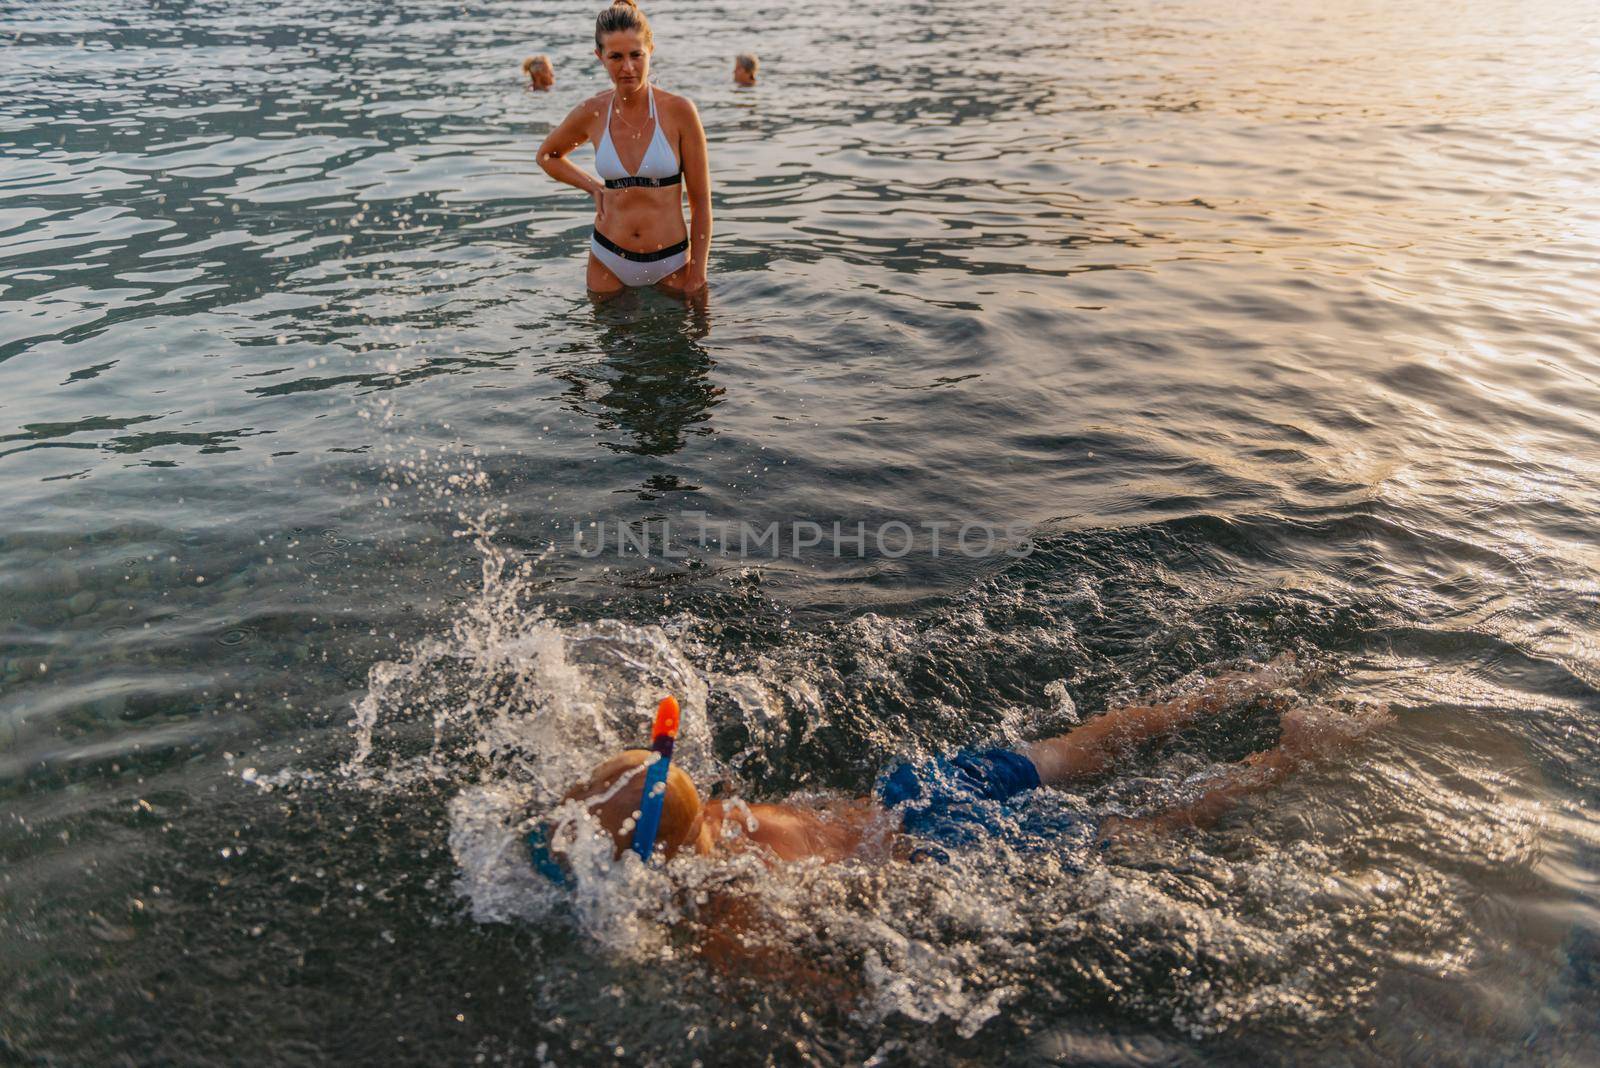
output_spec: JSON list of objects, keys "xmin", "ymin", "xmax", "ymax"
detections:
[{"xmin": 595, "ymin": 86, "xmax": 682, "ymax": 189}]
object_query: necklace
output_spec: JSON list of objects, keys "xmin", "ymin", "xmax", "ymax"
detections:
[{"xmin": 611, "ymin": 87, "xmax": 651, "ymax": 132}]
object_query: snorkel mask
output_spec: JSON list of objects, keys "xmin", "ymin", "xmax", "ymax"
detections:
[{"xmin": 527, "ymin": 695, "xmax": 682, "ymax": 885}]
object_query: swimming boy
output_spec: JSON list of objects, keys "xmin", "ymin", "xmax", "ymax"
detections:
[
  {"xmin": 539, "ymin": 654, "xmax": 1385, "ymax": 871},
  {"xmin": 733, "ymin": 53, "xmax": 758, "ymax": 87}
]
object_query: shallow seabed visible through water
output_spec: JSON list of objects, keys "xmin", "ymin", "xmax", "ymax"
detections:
[{"xmin": 3, "ymin": 0, "xmax": 1600, "ymax": 1064}]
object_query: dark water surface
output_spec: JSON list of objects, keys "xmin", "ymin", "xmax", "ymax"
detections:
[{"xmin": 4, "ymin": 0, "xmax": 1600, "ymax": 1064}]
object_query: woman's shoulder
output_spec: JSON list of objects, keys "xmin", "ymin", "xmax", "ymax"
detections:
[
  {"xmin": 562, "ymin": 89, "xmax": 613, "ymax": 122},
  {"xmin": 652, "ymin": 87, "xmax": 702, "ymax": 121}
]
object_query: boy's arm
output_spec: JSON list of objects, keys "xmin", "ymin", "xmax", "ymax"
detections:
[{"xmin": 693, "ymin": 890, "xmax": 859, "ymax": 1009}]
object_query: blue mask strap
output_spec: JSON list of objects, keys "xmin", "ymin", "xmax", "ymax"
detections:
[{"xmin": 526, "ymin": 825, "xmax": 567, "ymax": 885}]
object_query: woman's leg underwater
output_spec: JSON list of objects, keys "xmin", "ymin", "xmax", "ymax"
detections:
[{"xmin": 587, "ymin": 251, "xmax": 626, "ymax": 299}]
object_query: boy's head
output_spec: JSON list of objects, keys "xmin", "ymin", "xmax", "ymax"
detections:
[
  {"xmin": 561, "ymin": 749, "xmax": 704, "ymax": 859},
  {"xmin": 733, "ymin": 53, "xmax": 758, "ymax": 86}
]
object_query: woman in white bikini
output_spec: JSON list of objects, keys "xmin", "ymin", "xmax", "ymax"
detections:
[{"xmin": 537, "ymin": 0, "xmax": 711, "ymax": 297}]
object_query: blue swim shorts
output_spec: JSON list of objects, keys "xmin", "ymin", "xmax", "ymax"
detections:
[{"xmin": 876, "ymin": 748, "xmax": 1045, "ymax": 853}]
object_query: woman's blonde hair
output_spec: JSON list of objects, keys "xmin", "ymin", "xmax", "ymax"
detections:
[{"xmin": 595, "ymin": 0, "xmax": 652, "ymax": 50}]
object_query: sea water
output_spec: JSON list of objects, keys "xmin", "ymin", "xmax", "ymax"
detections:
[{"xmin": 3, "ymin": 0, "xmax": 1599, "ymax": 1063}]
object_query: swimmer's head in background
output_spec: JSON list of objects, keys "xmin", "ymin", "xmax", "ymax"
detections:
[
  {"xmin": 529, "ymin": 697, "xmax": 699, "ymax": 881},
  {"xmin": 522, "ymin": 54, "xmax": 554, "ymax": 90},
  {"xmin": 595, "ymin": 0, "xmax": 653, "ymax": 97},
  {"xmin": 734, "ymin": 53, "xmax": 758, "ymax": 86}
]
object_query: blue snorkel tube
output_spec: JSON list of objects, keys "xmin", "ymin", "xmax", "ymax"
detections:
[
  {"xmin": 527, "ymin": 695, "xmax": 682, "ymax": 883},
  {"xmin": 630, "ymin": 695, "xmax": 681, "ymax": 863}
]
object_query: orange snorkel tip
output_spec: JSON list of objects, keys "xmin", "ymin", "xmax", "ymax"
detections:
[{"xmin": 651, "ymin": 695, "xmax": 680, "ymax": 747}]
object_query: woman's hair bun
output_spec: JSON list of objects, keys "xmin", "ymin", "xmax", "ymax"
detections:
[{"xmin": 595, "ymin": 0, "xmax": 651, "ymax": 48}]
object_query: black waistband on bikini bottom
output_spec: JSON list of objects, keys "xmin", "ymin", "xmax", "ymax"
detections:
[
  {"xmin": 605, "ymin": 172, "xmax": 682, "ymax": 190},
  {"xmin": 591, "ymin": 229, "xmax": 689, "ymax": 263}
]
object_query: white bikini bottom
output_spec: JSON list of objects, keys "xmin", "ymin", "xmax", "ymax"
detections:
[{"xmin": 590, "ymin": 229, "xmax": 689, "ymax": 287}]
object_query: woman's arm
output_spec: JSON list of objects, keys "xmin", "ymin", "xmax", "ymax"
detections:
[
  {"xmin": 676, "ymin": 98, "xmax": 712, "ymax": 292},
  {"xmin": 538, "ymin": 98, "xmax": 609, "ymax": 222}
]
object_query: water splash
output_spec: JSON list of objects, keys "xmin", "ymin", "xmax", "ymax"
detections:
[{"xmin": 326, "ymin": 526, "xmax": 1525, "ymax": 1045}]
